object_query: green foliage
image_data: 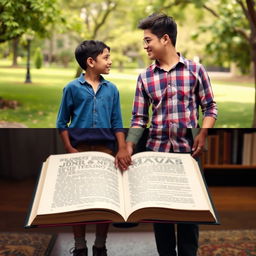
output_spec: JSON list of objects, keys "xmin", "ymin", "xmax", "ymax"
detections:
[
  {"xmin": 57, "ymin": 49, "xmax": 74, "ymax": 68},
  {"xmin": 195, "ymin": 0, "xmax": 251, "ymax": 74},
  {"xmin": 143, "ymin": 0, "xmax": 251, "ymax": 73},
  {"xmin": 0, "ymin": 0, "xmax": 64, "ymax": 43},
  {"xmin": 34, "ymin": 47, "xmax": 43, "ymax": 69}
]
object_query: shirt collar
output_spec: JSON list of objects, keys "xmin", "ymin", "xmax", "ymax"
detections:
[
  {"xmin": 78, "ymin": 73, "xmax": 108, "ymax": 86},
  {"xmin": 151, "ymin": 52, "xmax": 187, "ymax": 72}
]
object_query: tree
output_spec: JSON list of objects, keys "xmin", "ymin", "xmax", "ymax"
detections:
[
  {"xmin": 62, "ymin": 0, "xmax": 128, "ymax": 76},
  {"xmin": 194, "ymin": 0, "xmax": 256, "ymax": 127},
  {"xmin": 150, "ymin": 0, "xmax": 256, "ymax": 127},
  {"xmin": 34, "ymin": 47, "xmax": 43, "ymax": 69},
  {"xmin": 0, "ymin": 0, "xmax": 62, "ymax": 43},
  {"xmin": 0, "ymin": 0, "xmax": 63, "ymax": 66}
]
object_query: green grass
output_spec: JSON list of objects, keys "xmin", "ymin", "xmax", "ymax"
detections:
[
  {"xmin": 211, "ymin": 78, "xmax": 254, "ymax": 88},
  {"xmin": 0, "ymin": 61, "xmax": 254, "ymax": 127}
]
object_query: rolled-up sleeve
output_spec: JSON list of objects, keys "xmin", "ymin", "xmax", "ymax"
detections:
[
  {"xmin": 56, "ymin": 86, "xmax": 73, "ymax": 128},
  {"xmin": 131, "ymin": 75, "xmax": 150, "ymax": 127},
  {"xmin": 198, "ymin": 65, "xmax": 218, "ymax": 120}
]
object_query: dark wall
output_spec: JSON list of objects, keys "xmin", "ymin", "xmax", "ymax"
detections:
[
  {"xmin": 0, "ymin": 128, "xmax": 149, "ymax": 180},
  {"xmin": 0, "ymin": 129, "xmax": 65, "ymax": 179}
]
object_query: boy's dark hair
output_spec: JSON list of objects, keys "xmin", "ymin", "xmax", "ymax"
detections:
[
  {"xmin": 138, "ymin": 13, "xmax": 177, "ymax": 47},
  {"xmin": 75, "ymin": 40, "xmax": 110, "ymax": 70}
]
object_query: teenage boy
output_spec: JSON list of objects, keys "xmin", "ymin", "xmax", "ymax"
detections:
[
  {"xmin": 56, "ymin": 40, "xmax": 131, "ymax": 256},
  {"xmin": 125, "ymin": 13, "xmax": 217, "ymax": 256}
]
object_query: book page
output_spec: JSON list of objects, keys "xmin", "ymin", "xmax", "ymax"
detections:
[
  {"xmin": 123, "ymin": 152, "xmax": 212, "ymax": 217},
  {"xmin": 37, "ymin": 151, "xmax": 125, "ymax": 218},
  {"xmin": 26, "ymin": 161, "xmax": 49, "ymax": 226}
]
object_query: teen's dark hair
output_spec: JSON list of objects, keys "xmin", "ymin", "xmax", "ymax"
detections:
[
  {"xmin": 138, "ymin": 13, "xmax": 177, "ymax": 47},
  {"xmin": 75, "ymin": 40, "xmax": 110, "ymax": 70}
]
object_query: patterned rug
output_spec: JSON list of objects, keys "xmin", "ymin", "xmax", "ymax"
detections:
[
  {"xmin": 198, "ymin": 229, "xmax": 256, "ymax": 256},
  {"xmin": 0, "ymin": 232, "xmax": 56, "ymax": 256}
]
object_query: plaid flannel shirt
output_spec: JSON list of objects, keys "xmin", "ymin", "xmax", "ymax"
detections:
[{"xmin": 131, "ymin": 54, "xmax": 217, "ymax": 152}]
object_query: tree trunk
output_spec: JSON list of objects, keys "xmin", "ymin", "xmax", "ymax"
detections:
[
  {"xmin": 118, "ymin": 61, "xmax": 124, "ymax": 72},
  {"xmin": 12, "ymin": 37, "xmax": 19, "ymax": 67},
  {"xmin": 48, "ymin": 35, "xmax": 54, "ymax": 64},
  {"xmin": 252, "ymin": 57, "xmax": 256, "ymax": 127},
  {"xmin": 75, "ymin": 66, "xmax": 82, "ymax": 78}
]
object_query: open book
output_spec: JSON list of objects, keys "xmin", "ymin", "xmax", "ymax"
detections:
[{"xmin": 25, "ymin": 151, "xmax": 219, "ymax": 227}]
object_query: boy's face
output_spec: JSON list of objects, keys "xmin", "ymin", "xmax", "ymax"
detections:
[
  {"xmin": 143, "ymin": 29, "xmax": 165, "ymax": 60},
  {"xmin": 94, "ymin": 48, "xmax": 112, "ymax": 74}
]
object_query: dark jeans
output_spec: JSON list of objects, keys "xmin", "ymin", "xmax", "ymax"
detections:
[
  {"xmin": 154, "ymin": 223, "xmax": 199, "ymax": 256},
  {"xmin": 145, "ymin": 130, "xmax": 199, "ymax": 256}
]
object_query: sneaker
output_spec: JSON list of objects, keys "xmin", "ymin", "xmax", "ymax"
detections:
[
  {"xmin": 92, "ymin": 245, "xmax": 107, "ymax": 256},
  {"xmin": 70, "ymin": 247, "xmax": 88, "ymax": 256}
]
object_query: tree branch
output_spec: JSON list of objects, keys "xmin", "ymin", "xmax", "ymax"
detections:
[
  {"xmin": 234, "ymin": 27, "xmax": 250, "ymax": 42},
  {"xmin": 160, "ymin": 0, "xmax": 219, "ymax": 19},
  {"xmin": 92, "ymin": 1, "xmax": 117, "ymax": 39},
  {"xmin": 237, "ymin": 0, "xmax": 250, "ymax": 21},
  {"xmin": 202, "ymin": 4, "xmax": 219, "ymax": 18},
  {"xmin": 237, "ymin": 0, "xmax": 256, "ymax": 38},
  {"xmin": 160, "ymin": 0, "xmax": 191, "ymax": 11},
  {"xmin": 246, "ymin": 0, "xmax": 256, "ymax": 29}
]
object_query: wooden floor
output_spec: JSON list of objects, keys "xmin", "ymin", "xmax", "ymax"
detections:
[{"xmin": 0, "ymin": 178, "xmax": 256, "ymax": 233}]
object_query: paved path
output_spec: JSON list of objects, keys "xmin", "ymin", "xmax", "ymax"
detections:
[
  {"xmin": 50, "ymin": 232, "xmax": 158, "ymax": 256},
  {"xmin": 0, "ymin": 121, "xmax": 27, "ymax": 128}
]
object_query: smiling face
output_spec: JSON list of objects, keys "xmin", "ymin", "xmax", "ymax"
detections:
[
  {"xmin": 143, "ymin": 29, "xmax": 166, "ymax": 60},
  {"xmin": 93, "ymin": 48, "xmax": 112, "ymax": 74}
]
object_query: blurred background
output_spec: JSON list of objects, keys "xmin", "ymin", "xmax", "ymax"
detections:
[{"xmin": 0, "ymin": 0, "xmax": 255, "ymax": 128}]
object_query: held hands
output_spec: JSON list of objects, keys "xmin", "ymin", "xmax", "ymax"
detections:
[{"xmin": 115, "ymin": 142, "xmax": 134, "ymax": 171}]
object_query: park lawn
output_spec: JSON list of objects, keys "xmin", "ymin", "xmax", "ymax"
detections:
[{"xmin": 0, "ymin": 64, "xmax": 254, "ymax": 128}]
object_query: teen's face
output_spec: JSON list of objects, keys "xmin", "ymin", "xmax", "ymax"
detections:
[
  {"xmin": 94, "ymin": 48, "xmax": 112, "ymax": 74},
  {"xmin": 143, "ymin": 29, "xmax": 165, "ymax": 60}
]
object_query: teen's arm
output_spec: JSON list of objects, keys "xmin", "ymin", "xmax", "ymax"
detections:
[
  {"xmin": 114, "ymin": 131, "xmax": 131, "ymax": 171},
  {"xmin": 192, "ymin": 115, "xmax": 215, "ymax": 157},
  {"xmin": 59, "ymin": 130, "xmax": 78, "ymax": 153},
  {"xmin": 202, "ymin": 116, "xmax": 216, "ymax": 128},
  {"xmin": 197, "ymin": 64, "xmax": 218, "ymax": 123},
  {"xmin": 191, "ymin": 128, "xmax": 208, "ymax": 157},
  {"xmin": 126, "ymin": 127, "xmax": 145, "ymax": 156},
  {"xmin": 130, "ymin": 75, "xmax": 150, "ymax": 128}
]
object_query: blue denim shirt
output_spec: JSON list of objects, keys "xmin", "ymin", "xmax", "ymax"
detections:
[{"xmin": 56, "ymin": 73, "xmax": 123, "ymax": 129}]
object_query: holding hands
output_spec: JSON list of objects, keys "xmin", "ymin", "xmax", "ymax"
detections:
[{"xmin": 115, "ymin": 142, "xmax": 134, "ymax": 171}]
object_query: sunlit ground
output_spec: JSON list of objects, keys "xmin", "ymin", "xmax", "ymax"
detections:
[{"xmin": 0, "ymin": 61, "xmax": 254, "ymax": 128}]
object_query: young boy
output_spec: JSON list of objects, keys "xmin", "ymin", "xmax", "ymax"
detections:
[
  {"xmin": 125, "ymin": 13, "xmax": 218, "ymax": 256},
  {"xmin": 56, "ymin": 40, "xmax": 131, "ymax": 256}
]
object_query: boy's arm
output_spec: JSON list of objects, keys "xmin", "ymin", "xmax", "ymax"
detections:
[
  {"xmin": 56, "ymin": 86, "xmax": 73, "ymax": 128},
  {"xmin": 59, "ymin": 129, "xmax": 78, "ymax": 153},
  {"xmin": 114, "ymin": 131, "xmax": 131, "ymax": 171},
  {"xmin": 111, "ymin": 89, "xmax": 123, "ymax": 129}
]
